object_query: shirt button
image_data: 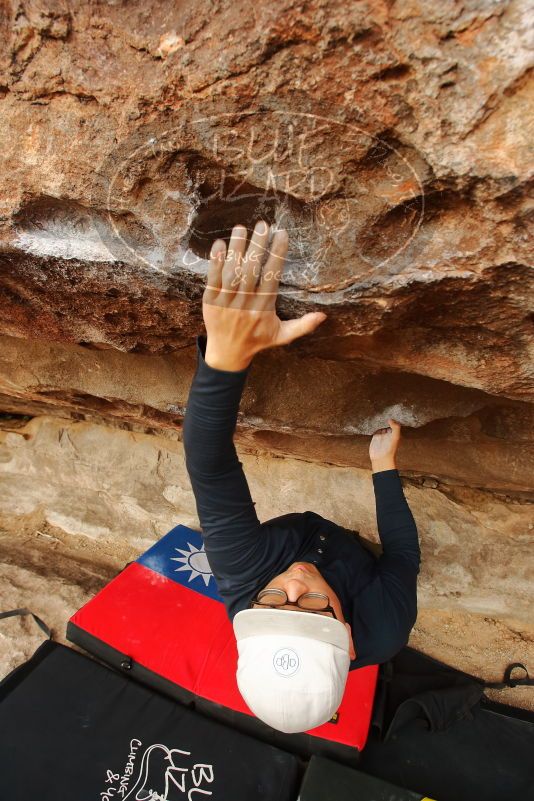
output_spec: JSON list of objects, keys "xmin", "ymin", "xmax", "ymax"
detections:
[
  {"xmin": 319, "ymin": 535, "xmax": 326, "ymax": 541},
  {"xmin": 317, "ymin": 548, "xmax": 323, "ymax": 554}
]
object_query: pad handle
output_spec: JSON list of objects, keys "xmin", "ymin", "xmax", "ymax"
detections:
[{"xmin": 0, "ymin": 608, "xmax": 52, "ymax": 640}]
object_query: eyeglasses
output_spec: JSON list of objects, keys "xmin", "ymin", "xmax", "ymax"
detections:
[{"xmin": 249, "ymin": 588, "xmax": 338, "ymax": 620}]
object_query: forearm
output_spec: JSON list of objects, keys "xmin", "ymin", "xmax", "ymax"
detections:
[
  {"xmin": 183, "ymin": 334, "xmax": 251, "ymax": 476},
  {"xmin": 372, "ymin": 469, "xmax": 420, "ymax": 569},
  {"xmin": 182, "ymin": 333, "xmax": 262, "ymax": 576}
]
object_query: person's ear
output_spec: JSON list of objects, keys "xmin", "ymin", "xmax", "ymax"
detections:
[{"xmin": 345, "ymin": 622, "xmax": 356, "ymax": 660}]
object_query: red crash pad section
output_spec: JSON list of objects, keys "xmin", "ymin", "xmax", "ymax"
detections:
[{"xmin": 68, "ymin": 523, "xmax": 378, "ymax": 759}]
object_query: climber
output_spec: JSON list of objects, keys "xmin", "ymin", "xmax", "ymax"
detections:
[{"xmin": 182, "ymin": 221, "xmax": 420, "ymax": 734}]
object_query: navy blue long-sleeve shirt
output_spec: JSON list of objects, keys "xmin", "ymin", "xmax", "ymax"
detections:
[{"xmin": 182, "ymin": 334, "xmax": 420, "ymax": 669}]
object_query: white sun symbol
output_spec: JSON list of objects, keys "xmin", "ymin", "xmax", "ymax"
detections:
[{"xmin": 170, "ymin": 542, "xmax": 213, "ymax": 587}]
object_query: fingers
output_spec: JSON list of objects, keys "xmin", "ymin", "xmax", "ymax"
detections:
[
  {"xmin": 206, "ymin": 221, "xmax": 287, "ymax": 311},
  {"xmin": 204, "ymin": 238, "xmax": 227, "ymax": 306},
  {"xmin": 371, "ymin": 419, "xmax": 402, "ymax": 437},
  {"xmin": 235, "ymin": 220, "xmax": 270, "ymax": 307},
  {"xmin": 256, "ymin": 226, "xmax": 288, "ymax": 311},
  {"xmin": 223, "ymin": 224, "xmax": 248, "ymax": 292}
]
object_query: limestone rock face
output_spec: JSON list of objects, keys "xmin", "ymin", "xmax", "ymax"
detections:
[{"xmin": 0, "ymin": 1, "xmax": 533, "ymax": 691}]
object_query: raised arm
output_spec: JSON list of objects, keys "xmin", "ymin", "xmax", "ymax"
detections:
[
  {"xmin": 182, "ymin": 220, "xmax": 327, "ymax": 602},
  {"xmin": 182, "ymin": 331, "xmax": 263, "ymax": 588},
  {"xmin": 354, "ymin": 421, "xmax": 421, "ymax": 664},
  {"xmin": 369, "ymin": 420, "xmax": 420, "ymax": 569}
]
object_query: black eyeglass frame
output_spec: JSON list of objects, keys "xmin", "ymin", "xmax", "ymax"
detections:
[{"xmin": 248, "ymin": 588, "xmax": 338, "ymax": 620}]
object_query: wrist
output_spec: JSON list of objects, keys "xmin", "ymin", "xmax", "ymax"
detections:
[
  {"xmin": 204, "ymin": 344, "xmax": 252, "ymax": 372},
  {"xmin": 371, "ymin": 457, "xmax": 397, "ymax": 474}
]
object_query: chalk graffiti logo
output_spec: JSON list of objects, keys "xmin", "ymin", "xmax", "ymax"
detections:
[
  {"xmin": 101, "ymin": 739, "xmax": 215, "ymax": 800},
  {"xmin": 273, "ymin": 648, "xmax": 300, "ymax": 677},
  {"xmin": 90, "ymin": 99, "xmax": 426, "ymax": 296}
]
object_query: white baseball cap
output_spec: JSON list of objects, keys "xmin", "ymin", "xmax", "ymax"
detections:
[{"xmin": 233, "ymin": 608, "xmax": 351, "ymax": 734}]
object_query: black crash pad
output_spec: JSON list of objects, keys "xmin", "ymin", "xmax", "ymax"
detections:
[
  {"xmin": 0, "ymin": 640, "xmax": 301, "ymax": 801},
  {"xmin": 360, "ymin": 647, "xmax": 534, "ymax": 801},
  {"xmin": 299, "ymin": 755, "xmax": 432, "ymax": 800}
]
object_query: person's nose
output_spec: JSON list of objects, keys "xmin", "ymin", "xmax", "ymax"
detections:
[{"xmin": 284, "ymin": 578, "xmax": 309, "ymax": 603}]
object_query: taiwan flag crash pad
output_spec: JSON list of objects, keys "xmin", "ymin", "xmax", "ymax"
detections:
[{"xmin": 67, "ymin": 523, "xmax": 378, "ymax": 762}]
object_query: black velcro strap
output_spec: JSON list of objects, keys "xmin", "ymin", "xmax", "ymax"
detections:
[{"xmin": 484, "ymin": 662, "xmax": 533, "ymax": 690}]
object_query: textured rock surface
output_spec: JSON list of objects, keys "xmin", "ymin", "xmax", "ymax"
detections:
[
  {"xmin": 0, "ymin": 0, "xmax": 532, "ymax": 399},
  {"xmin": 1, "ymin": 413, "xmax": 533, "ymax": 711},
  {"xmin": 0, "ymin": 1, "xmax": 533, "ymax": 690},
  {"xmin": 1, "ymin": 413, "xmax": 533, "ymax": 619},
  {"xmin": 0, "ymin": 332, "xmax": 533, "ymax": 492}
]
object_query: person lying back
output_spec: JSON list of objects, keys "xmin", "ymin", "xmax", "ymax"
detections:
[{"xmin": 183, "ymin": 221, "xmax": 420, "ymax": 734}]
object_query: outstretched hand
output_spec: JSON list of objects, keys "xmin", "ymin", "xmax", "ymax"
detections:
[{"xmin": 203, "ymin": 221, "xmax": 327, "ymax": 371}]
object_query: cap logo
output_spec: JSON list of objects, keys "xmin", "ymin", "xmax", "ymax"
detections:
[{"xmin": 273, "ymin": 648, "xmax": 300, "ymax": 677}]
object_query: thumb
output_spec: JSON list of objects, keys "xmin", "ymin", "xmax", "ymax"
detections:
[
  {"xmin": 387, "ymin": 418, "xmax": 402, "ymax": 441},
  {"xmin": 277, "ymin": 312, "xmax": 327, "ymax": 346}
]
